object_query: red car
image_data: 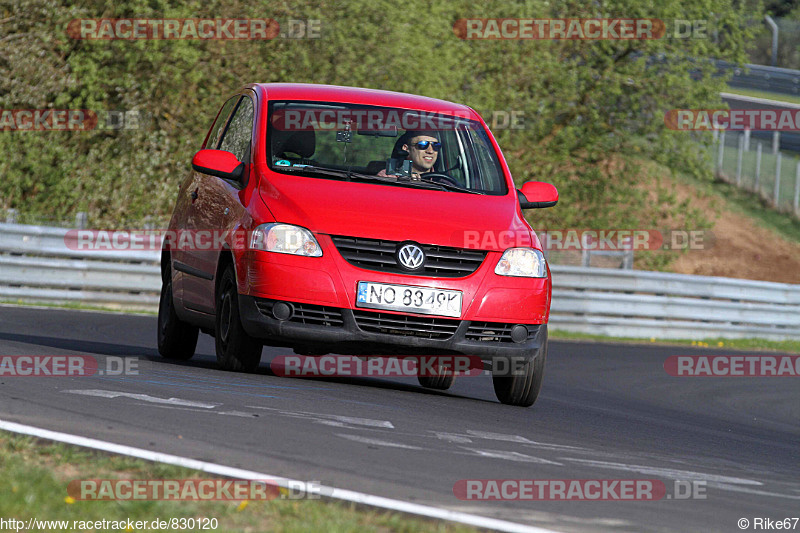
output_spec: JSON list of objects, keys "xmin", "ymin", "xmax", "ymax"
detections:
[{"xmin": 157, "ymin": 83, "xmax": 558, "ymax": 407}]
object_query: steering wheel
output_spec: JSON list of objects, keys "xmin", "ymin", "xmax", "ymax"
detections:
[{"xmin": 421, "ymin": 172, "xmax": 461, "ymax": 188}]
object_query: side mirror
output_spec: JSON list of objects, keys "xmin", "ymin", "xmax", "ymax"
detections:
[
  {"xmin": 518, "ymin": 181, "xmax": 558, "ymax": 209},
  {"xmin": 192, "ymin": 149, "xmax": 244, "ymax": 181}
]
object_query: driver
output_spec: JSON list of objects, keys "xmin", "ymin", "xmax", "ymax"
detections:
[{"xmin": 378, "ymin": 130, "xmax": 440, "ymax": 180}]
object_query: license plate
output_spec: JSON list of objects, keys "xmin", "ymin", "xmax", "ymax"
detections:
[{"xmin": 356, "ymin": 281, "xmax": 462, "ymax": 318}]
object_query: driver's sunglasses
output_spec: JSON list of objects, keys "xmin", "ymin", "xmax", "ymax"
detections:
[{"xmin": 412, "ymin": 141, "xmax": 441, "ymax": 151}]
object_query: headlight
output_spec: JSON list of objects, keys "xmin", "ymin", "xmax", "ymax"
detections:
[
  {"xmin": 250, "ymin": 223, "xmax": 322, "ymax": 257},
  {"xmin": 495, "ymin": 248, "xmax": 547, "ymax": 277}
]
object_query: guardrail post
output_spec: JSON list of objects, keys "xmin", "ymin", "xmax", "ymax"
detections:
[
  {"xmin": 622, "ymin": 249, "xmax": 634, "ymax": 270},
  {"xmin": 716, "ymin": 130, "xmax": 725, "ymax": 177},
  {"xmin": 736, "ymin": 133, "xmax": 744, "ymax": 186},
  {"xmin": 765, "ymin": 15, "xmax": 779, "ymax": 67},
  {"xmin": 755, "ymin": 142, "xmax": 762, "ymax": 193},
  {"xmin": 5, "ymin": 209, "xmax": 17, "ymax": 224},
  {"xmin": 772, "ymin": 131, "xmax": 780, "ymax": 154},
  {"xmin": 75, "ymin": 212, "xmax": 87, "ymax": 229},
  {"xmin": 774, "ymin": 152, "xmax": 782, "ymax": 207},
  {"xmin": 794, "ymin": 160, "xmax": 800, "ymax": 215}
]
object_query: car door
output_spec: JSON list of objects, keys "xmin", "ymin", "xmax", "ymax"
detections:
[
  {"xmin": 182, "ymin": 93, "xmax": 255, "ymax": 314},
  {"xmin": 172, "ymin": 95, "xmax": 239, "ymax": 308}
]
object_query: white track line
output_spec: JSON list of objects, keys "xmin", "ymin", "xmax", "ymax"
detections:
[{"xmin": 0, "ymin": 419, "xmax": 560, "ymax": 533}]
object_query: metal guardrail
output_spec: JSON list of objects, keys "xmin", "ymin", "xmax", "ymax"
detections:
[
  {"xmin": 549, "ymin": 266, "xmax": 800, "ymax": 340},
  {"xmin": 719, "ymin": 60, "xmax": 800, "ymax": 96},
  {"xmin": 0, "ymin": 223, "xmax": 160, "ymax": 310},
  {"xmin": 1, "ymin": 222, "xmax": 799, "ymax": 340}
]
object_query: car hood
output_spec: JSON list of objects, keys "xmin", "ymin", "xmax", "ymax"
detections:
[{"xmin": 258, "ymin": 173, "xmax": 540, "ymax": 251}]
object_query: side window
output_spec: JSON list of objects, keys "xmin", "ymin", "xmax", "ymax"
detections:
[
  {"xmin": 219, "ymin": 97, "xmax": 255, "ymax": 162},
  {"xmin": 205, "ymin": 96, "xmax": 240, "ymax": 149},
  {"xmin": 467, "ymin": 128, "xmax": 505, "ymax": 193}
]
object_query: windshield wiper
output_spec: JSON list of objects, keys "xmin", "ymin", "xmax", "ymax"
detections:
[
  {"xmin": 279, "ymin": 165, "xmax": 387, "ymax": 182},
  {"xmin": 278, "ymin": 165, "xmax": 484, "ymax": 194},
  {"xmin": 279, "ymin": 165, "xmax": 445, "ymax": 189}
]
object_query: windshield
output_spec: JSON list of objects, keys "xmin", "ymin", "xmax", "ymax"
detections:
[{"xmin": 267, "ymin": 101, "xmax": 508, "ymax": 195}]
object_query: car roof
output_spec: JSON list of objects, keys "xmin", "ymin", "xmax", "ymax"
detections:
[{"xmin": 246, "ymin": 83, "xmax": 478, "ymax": 118}]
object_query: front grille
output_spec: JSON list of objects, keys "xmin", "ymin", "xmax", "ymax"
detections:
[
  {"xmin": 353, "ymin": 310, "xmax": 460, "ymax": 339},
  {"xmin": 256, "ymin": 300, "xmax": 344, "ymax": 327},
  {"xmin": 331, "ymin": 235, "xmax": 487, "ymax": 277},
  {"xmin": 254, "ymin": 299, "xmax": 536, "ymax": 344},
  {"xmin": 465, "ymin": 322, "xmax": 534, "ymax": 343}
]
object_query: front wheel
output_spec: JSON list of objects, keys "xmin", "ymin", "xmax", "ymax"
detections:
[
  {"xmin": 215, "ymin": 264, "xmax": 262, "ymax": 372},
  {"xmin": 157, "ymin": 276, "xmax": 199, "ymax": 360},
  {"xmin": 492, "ymin": 338, "xmax": 547, "ymax": 407}
]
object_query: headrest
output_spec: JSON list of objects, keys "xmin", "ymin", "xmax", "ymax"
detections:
[{"xmin": 272, "ymin": 129, "xmax": 316, "ymax": 158}]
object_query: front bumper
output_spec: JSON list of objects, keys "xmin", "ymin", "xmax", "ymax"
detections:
[
  {"xmin": 240, "ymin": 234, "xmax": 551, "ymax": 325},
  {"xmin": 239, "ymin": 296, "xmax": 547, "ymax": 360}
]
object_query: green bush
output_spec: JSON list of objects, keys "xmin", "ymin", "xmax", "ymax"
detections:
[{"xmin": 1, "ymin": 0, "xmax": 756, "ymax": 257}]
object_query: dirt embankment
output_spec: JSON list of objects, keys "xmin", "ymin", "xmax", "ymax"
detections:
[{"xmin": 667, "ymin": 181, "xmax": 800, "ymax": 284}]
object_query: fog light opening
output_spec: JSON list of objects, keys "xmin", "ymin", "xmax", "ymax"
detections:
[
  {"xmin": 272, "ymin": 301, "xmax": 294, "ymax": 321},
  {"xmin": 510, "ymin": 325, "xmax": 528, "ymax": 343}
]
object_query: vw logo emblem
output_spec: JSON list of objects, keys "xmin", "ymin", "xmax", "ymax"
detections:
[{"xmin": 397, "ymin": 243, "xmax": 425, "ymax": 270}]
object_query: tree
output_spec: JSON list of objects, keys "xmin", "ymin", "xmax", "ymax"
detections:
[{"xmin": 1, "ymin": 0, "xmax": 757, "ymax": 270}]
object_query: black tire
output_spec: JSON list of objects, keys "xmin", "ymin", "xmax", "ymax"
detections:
[
  {"xmin": 492, "ymin": 339, "xmax": 547, "ymax": 407},
  {"xmin": 157, "ymin": 276, "xmax": 199, "ymax": 360},
  {"xmin": 215, "ymin": 264, "xmax": 262, "ymax": 372},
  {"xmin": 417, "ymin": 358, "xmax": 456, "ymax": 390}
]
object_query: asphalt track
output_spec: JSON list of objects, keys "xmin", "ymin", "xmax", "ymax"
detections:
[{"xmin": 0, "ymin": 304, "xmax": 797, "ymax": 532}]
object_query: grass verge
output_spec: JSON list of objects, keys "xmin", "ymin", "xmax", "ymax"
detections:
[
  {"xmin": 550, "ymin": 329, "xmax": 800, "ymax": 353},
  {"xmin": 723, "ymin": 87, "xmax": 800, "ymax": 105},
  {"xmin": 0, "ymin": 431, "xmax": 477, "ymax": 533},
  {"xmin": 0, "ymin": 299, "xmax": 157, "ymax": 316}
]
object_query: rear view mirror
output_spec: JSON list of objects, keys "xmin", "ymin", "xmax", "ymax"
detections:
[
  {"xmin": 357, "ymin": 126, "xmax": 398, "ymax": 137},
  {"xmin": 192, "ymin": 149, "xmax": 244, "ymax": 181},
  {"xmin": 518, "ymin": 181, "xmax": 558, "ymax": 209}
]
